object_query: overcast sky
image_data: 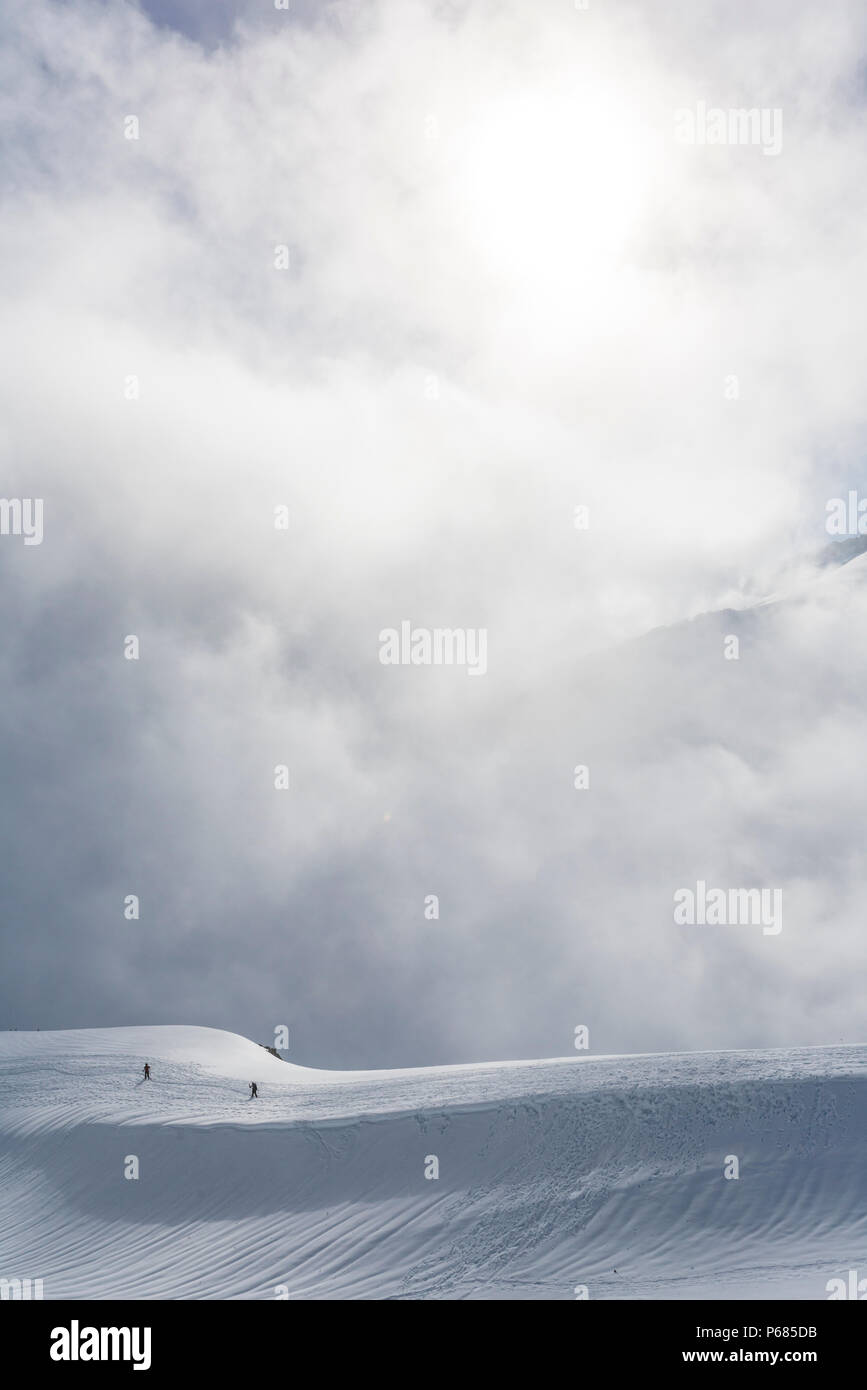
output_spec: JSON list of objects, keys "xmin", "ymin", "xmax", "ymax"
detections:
[{"xmin": 0, "ymin": 0, "xmax": 865, "ymax": 1066}]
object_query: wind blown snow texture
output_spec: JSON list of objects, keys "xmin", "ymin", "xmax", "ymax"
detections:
[{"xmin": 0, "ymin": 1027, "xmax": 864, "ymax": 1299}]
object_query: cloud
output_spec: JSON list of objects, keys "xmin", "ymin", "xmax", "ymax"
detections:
[{"xmin": 0, "ymin": 0, "xmax": 865, "ymax": 1063}]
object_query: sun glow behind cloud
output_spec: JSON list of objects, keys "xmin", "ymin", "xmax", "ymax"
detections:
[{"xmin": 452, "ymin": 78, "xmax": 657, "ymax": 316}]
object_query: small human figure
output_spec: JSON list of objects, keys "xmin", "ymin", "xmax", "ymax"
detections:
[
  {"xmin": 143, "ymin": 1063, "xmax": 151, "ymax": 1080},
  {"xmin": 249, "ymin": 1081, "xmax": 258, "ymax": 1099}
]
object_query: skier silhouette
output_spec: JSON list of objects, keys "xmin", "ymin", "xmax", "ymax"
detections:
[
  {"xmin": 143, "ymin": 1063, "xmax": 151, "ymax": 1080},
  {"xmin": 249, "ymin": 1082, "xmax": 258, "ymax": 1099}
]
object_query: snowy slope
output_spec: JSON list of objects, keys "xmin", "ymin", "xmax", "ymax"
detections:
[{"xmin": 0, "ymin": 1027, "xmax": 864, "ymax": 1300}]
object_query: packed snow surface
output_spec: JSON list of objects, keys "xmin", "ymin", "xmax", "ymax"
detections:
[{"xmin": 1, "ymin": 1027, "xmax": 864, "ymax": 1299}]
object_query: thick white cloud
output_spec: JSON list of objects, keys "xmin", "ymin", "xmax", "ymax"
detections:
[{"xmin": 0, "ymin": 0, "xmax": 865, "ymax": 1062}]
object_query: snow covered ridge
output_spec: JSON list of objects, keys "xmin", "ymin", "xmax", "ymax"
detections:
[{"xmin": 0, "ymin": 1027, "xmax": 865, "ymax": 1300}]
